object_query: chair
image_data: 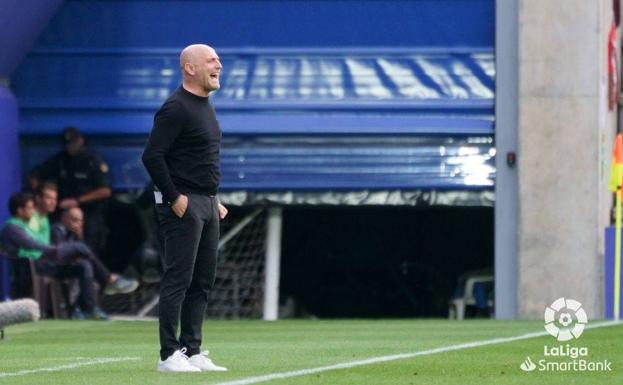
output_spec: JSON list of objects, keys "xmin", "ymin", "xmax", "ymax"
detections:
[
  {"xmin": 29, "ymin": 260, "xmax": 70, "ymax": 319},
  {"xmin": 448, "ymin": 273, "xmax": 494, "ymax": 320}
]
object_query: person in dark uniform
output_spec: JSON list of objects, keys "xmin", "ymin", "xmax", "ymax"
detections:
[
  {"xmin": 142, "ymin": 44, "xmax": 228, "ymax": 373},
  {"xmin": 33, "ymin": 127, "xmax": 112, "ymax": 262}
]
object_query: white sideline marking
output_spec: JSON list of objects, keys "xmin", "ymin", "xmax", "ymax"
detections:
[
  {"xmin": 212, "ymin": 321, "xmax": 622, "ymax": 385},
  {"xmin": 0, "ymin": 356, "xmax": 141, "ymax": 378}
]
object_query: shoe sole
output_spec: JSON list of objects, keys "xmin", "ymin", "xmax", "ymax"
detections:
[
  {"xmin": 157, "ymin": 367, "xmax": 201, "ymax": 372},
  {"xmin": 188, "ymin": 363, "xmax": 228, "ymax": 371}
]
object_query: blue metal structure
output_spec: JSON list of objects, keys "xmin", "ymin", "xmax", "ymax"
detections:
[
  {"xmin": 14, "ymin": 48, "xmax": 495, "ymax": 191},
  {"xmin": 17, "ymin": 48, "xmax": 494, "ymax": 133}
]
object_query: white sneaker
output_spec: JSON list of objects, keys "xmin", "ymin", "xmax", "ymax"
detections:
[
  {"xmin": 157, "ymin": 348, "xmax": 201, "ymax": 372},
  {"xmin": 188, "ymin": 350, "xmax": 228, "ymax": 371}
]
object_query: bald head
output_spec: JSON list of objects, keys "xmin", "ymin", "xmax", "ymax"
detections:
[
  {"xmin": 62, "ymin": 207, "xmax": 83, "ymax": 222},
  {"xmin": 179, "ymin": 44, "xmax": 222, "ymax": 96},
  {"xmin": 180, "ymin": 44, "xmax": 214, "ymax": 70},
  {"xmin": 62, "ymin": 206, "xmax": 84, "ymax": 238}
]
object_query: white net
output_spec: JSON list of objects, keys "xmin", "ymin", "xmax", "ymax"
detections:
[{"xmin": 207, "ymin": 207, "xmax": 267, "ymax": 318}]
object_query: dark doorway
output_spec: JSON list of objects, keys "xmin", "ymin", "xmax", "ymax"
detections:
[{"xmin": 280, "ymin": 206, "xmax": 493, "ymax": 317}]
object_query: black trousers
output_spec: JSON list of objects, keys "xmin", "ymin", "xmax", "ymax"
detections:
[
  {"xmin": 156, "ymin": 194, "xmax": 219, "ymax": 361},
  {"xmin": 79, "ymin": 252, "xmax": 112, "ymax": 289},
  {"xmin": 38, "ymin": 241, "xmax": 112, "ymax": 290}
]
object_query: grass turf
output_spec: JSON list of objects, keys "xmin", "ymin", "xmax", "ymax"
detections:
[{"xmin": 0, "ymin": 319, "xmax": 620, "ymax": 385}]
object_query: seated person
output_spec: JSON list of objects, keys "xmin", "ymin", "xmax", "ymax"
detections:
[
  {"xmin": 0, "ymin": 192, "xmax": 101, "ymax": 318},
  {"xmin": 52, "ymin": 207, "xmax": 138, "ymax": 296},
  {"xmin": 0, "ymin": 192, "xmax": 133, "ymax": 319}
]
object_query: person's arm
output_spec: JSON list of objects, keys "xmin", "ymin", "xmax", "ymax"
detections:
[
  {"xmin": 59, "ymin": 187, "xmax": 112, "ymax": 209},
  {"xmin": 59, "ymin": 152, "xmax": 113, "ymax": 208},
  {"xmin": 142, "ymin": 99, "xmax": 186, "ymax": 204},
  {"xmin": 61, "ymin": 241, "xmax": 94, "ymax": 258},
  {"xmin": 78, "ymin": 186, "xmax": 112, "ymax": 204},
  {"xmin": 0, "ymin": 224, "xmax": 57, "ymax": 257},
  {"xmin": 81, "ymin": 152, "xmax": 112, "ymax": 203}
]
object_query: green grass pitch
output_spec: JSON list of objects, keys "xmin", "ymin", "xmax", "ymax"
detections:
[{"xmin": 0, "ymin": 319, "xmax": 620, "ymax": 385}]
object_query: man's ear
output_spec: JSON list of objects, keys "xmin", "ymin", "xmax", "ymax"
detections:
[{"xmin": 184, "ymin": 62, "xmax": 195, "ymax": 76}]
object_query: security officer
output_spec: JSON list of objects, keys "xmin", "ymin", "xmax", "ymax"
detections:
[{"xmin": 33, "ymin": 126, "xmax": 112, "ymax": 262}]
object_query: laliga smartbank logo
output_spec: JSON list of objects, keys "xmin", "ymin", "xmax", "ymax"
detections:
[{"xmin": 519, "ymin": 298, "xmax": 612, "ymax": 373}]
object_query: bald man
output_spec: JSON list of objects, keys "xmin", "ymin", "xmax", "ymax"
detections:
[{"xmin": 143, "ymin": 44, "xmax": 228, "ymax": 372}]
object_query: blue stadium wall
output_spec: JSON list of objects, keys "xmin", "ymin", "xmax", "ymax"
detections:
[{"xmin": 12, "ymin": 0, "xmax": 495, "ymax": 202}]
